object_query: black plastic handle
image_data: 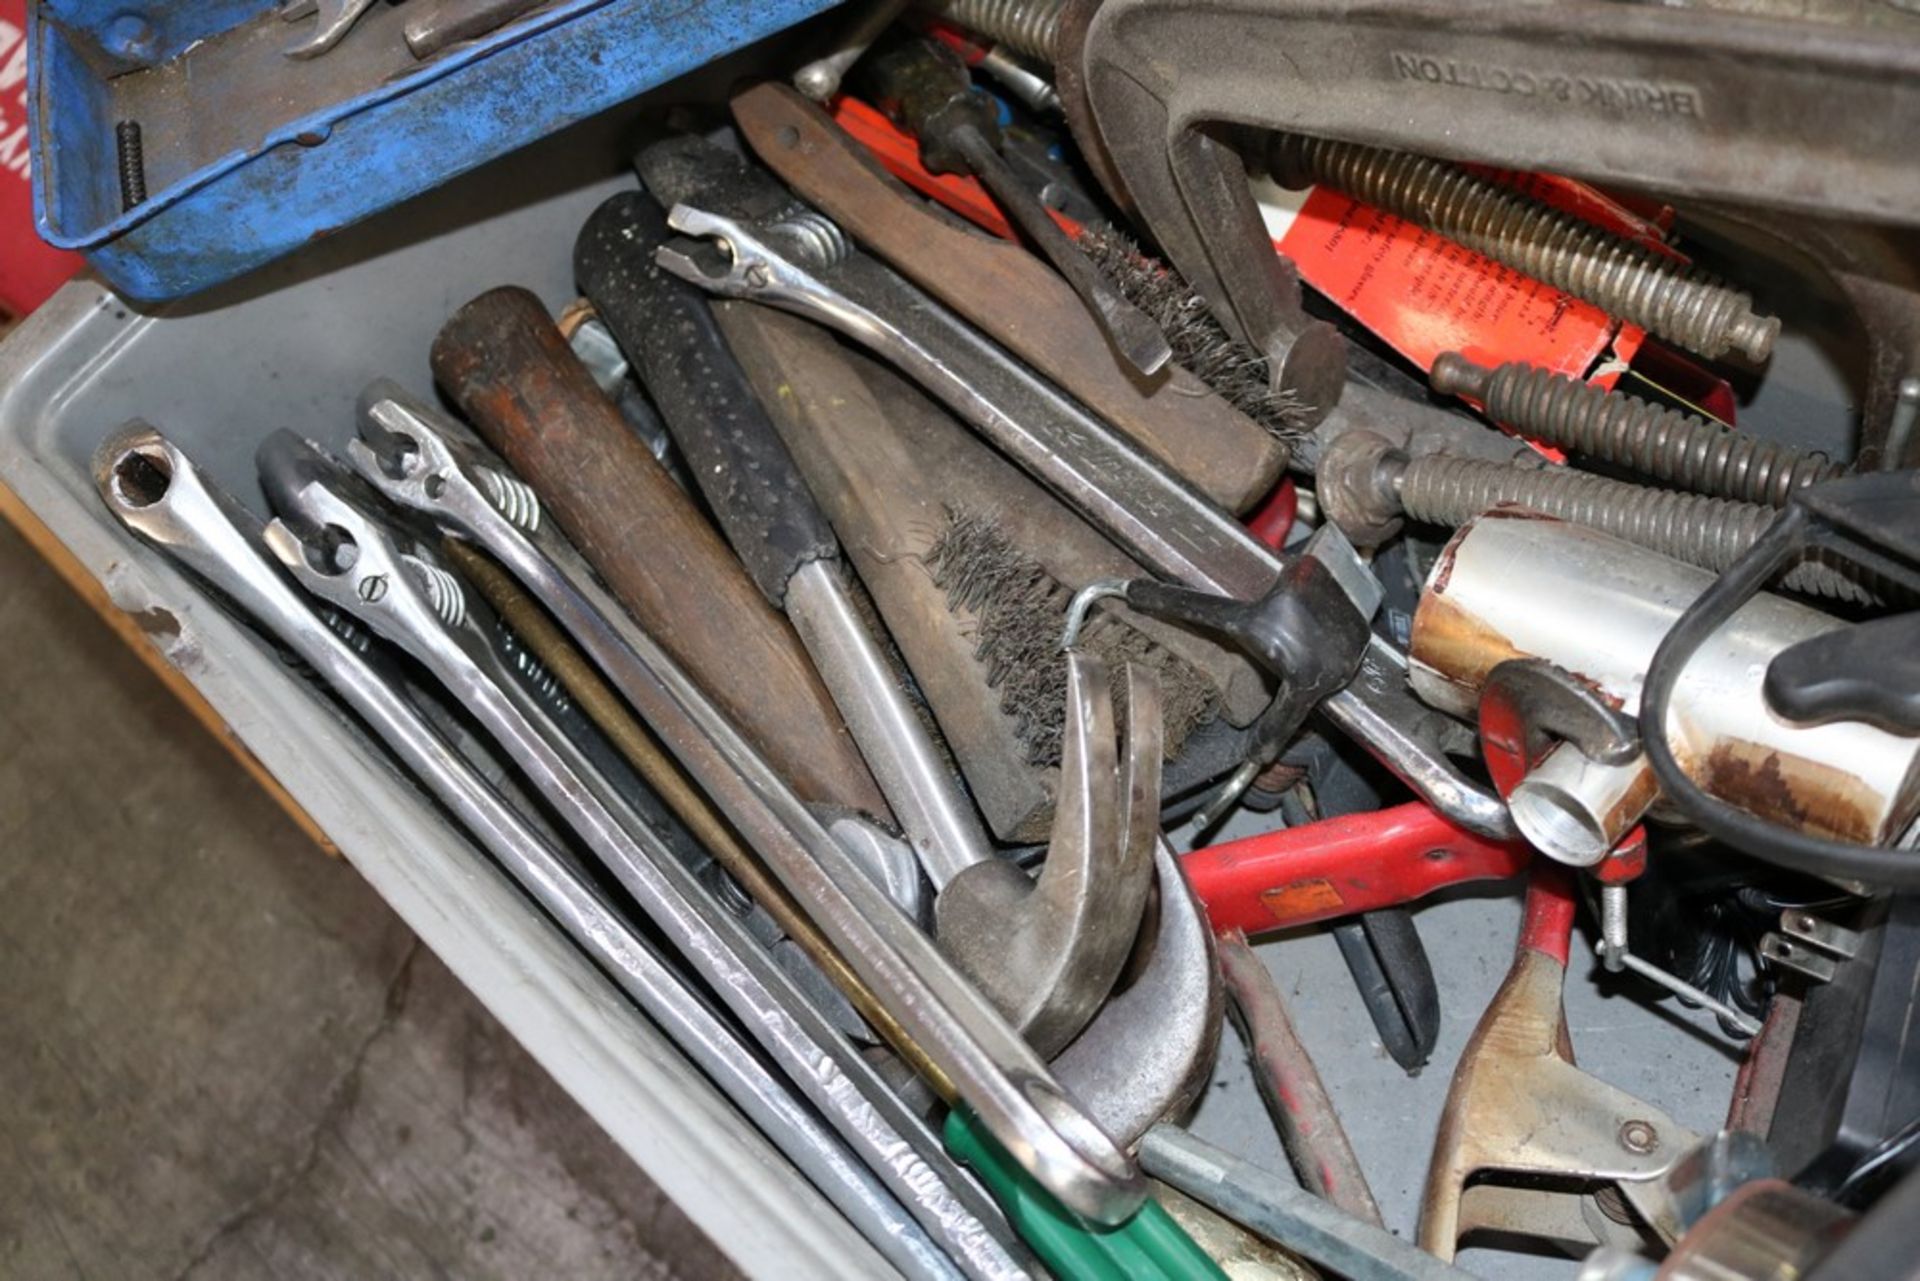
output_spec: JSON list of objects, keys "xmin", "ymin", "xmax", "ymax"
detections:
[{"xmin": 573, "ymin": 189, "xmax": 839, "ymax": 608}]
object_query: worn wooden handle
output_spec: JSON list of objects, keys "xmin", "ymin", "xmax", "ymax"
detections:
[
  {"xmin": 430, "ymin": 285, "xmax": 886, "ymax": 817},
  {"xmin": 730, "ymin": 80, "xmax": 1287, "ymax": 515}
]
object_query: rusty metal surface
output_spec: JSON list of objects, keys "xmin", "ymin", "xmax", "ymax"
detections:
[
  {"xmin": 1408, "ymin": 512, "xmax": 1920, "ymax": 847},
  {"xmin": 729, "ymin": 81, "xmax": 1291, "ymax": 515},
  {"xmin": 1067, "ymin": 0, "xmax": 1920, "ymax": 381},
  {"xmin": 428, "ymin": 286, "xmax": 887, "ymax": 817},
  {"xmin": 1418, "ymin": 907, "xmax": 1697, "ymax": 1260},
  {"xmin": 1218, "ymin": 929, "xmax": 1382, "ymax": 1227}
]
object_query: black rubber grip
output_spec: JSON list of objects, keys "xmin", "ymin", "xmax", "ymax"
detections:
[
  {"xmin": 1765, "ymin": 614, "xmax": 1920, "ymax": 735},
  {"xmin": 573, "ymin": 188, "xmax": 839, "ymax": 607}
]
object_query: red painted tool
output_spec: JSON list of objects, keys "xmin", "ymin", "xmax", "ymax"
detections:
[{"xmin": 1182, "ymin": 802, "xmax": 1529, "ymax": 937}]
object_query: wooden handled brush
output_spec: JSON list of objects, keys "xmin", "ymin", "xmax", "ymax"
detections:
[{"xmin": 715, "ymin": 300, "xmax": 1269, "ymax": 842}]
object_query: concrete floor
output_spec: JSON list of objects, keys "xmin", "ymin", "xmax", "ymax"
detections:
[{"xmin": 0, "ymin": 513, "xmax": 739, "ymax": 1280}]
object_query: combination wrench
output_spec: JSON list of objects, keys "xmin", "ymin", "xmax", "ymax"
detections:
[
  {"xmin": 323, "ymin": 401, "xmax": 1149, "ymax": 1223},
  {"xmin": 89, "ymin": 424, "xmax": 981, "ymax": 1281},
  {"xmin": 249, "ymin": 432, "xmax": 1032, "ymax": 1278},
  {"xmin": 655, "ymin": 203, "xmax": 1515, "ymax": 842}
]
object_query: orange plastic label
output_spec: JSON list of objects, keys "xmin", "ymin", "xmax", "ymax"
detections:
[
  {"xmin": 833, "ymin": 95, "xmax": 1653, "ymax": 388},
  {"xmin": 1253, "ymin": 177, "xmax": 1637, "ymax": 378},
  {"xmin": 1259, "ymin": 878, "xmax": 1347, "ymax": 925}
]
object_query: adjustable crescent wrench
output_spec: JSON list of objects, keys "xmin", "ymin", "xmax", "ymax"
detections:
[
  {"xmin": 326, "ymin": 404, "xmax": 1148, "ymax": 1223},
  {"xmin": 251, "ymin": 434, "xmax": 1032, "ymax": 1278},
  {"xmin": 655, "ymin": 202, "xmax": 1515, "ymax": 842},
  {"xmin": 90, "ymin": 426, "xmax": 988, "ymax": 1281}
]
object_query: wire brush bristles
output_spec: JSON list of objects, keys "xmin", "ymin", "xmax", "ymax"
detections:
[
  {"xmin": 1077, "ymin": 223, "xmax": 1312, "ymax": 442},
  {"xmin": 927, "ymin": 509, "xmax": 1218, "ymax": 767}
]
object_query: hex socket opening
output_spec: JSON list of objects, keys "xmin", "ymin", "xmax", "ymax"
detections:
[{"xmin": 111, "ymin": 446, "xmax": 173, "ymax": 509}]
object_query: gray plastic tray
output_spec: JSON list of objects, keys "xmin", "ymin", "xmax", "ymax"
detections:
[
  {"xmin": 0, "ymin": 97, "xmax": 1744, "ymax": 1281},
  {"xmin": 0, "ymin": 121, "xmax": 897, "ymax": 1279}
]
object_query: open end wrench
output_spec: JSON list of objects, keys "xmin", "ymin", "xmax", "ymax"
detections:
[
  {"xmin": 252, "ymin": 434, "xmax": 1031, "ymax": 1279},
  {"xmin": 654, "ymin": 200, "xmax": 1515, "ymax": 843},
  {"xmin": 935, "ymin": 655, "xmax": 1161, "ymax": 1059},
  {"xmin": 330, "ymin": 399, "xmax": 1146, "ymax": 1223},
  {"xmin": 89, "ymin": 425, "xmax": 976, "ymax": 1281}
]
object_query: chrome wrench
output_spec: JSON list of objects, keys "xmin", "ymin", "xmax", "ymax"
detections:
[
  {"xmin": 89, "ymin": 424, "xmax": 969, "ymax": 1281},
  {"xmin": 353, "ymin": 387, "xmax": 1218, "ymax": 1150},
  {"xmin": 279, "ymin": 0, "xmax": 379, "ymax": 59},
  {"xmin": 315, "ymin": 410, "xmax": 1147, "ymax": 1223},
  {"xmin": 655, "ymin": 205, "xmax": 1516, "ymax": 841},
  {"xmin": 251, "ymin": 434, "xmax": 1029, "ymax": 1279}
]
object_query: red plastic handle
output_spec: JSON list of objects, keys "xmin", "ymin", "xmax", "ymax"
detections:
[
  {"xmin": 1182, "ymin": 802, "xmax": 1529, "ymax": 937},
  {"xmin": 1519, "ymin": 863, "xmax": 1577, "ymax": 965}
]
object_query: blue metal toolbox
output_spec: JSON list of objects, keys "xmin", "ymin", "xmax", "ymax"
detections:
[{"xmin": 27, "ymin": 0, "xmax": 836, "ymax": 299}]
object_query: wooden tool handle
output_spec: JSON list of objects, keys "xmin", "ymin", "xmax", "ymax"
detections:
[
  {"xmin": 730, "ymin": 80, "xmax": 1287, "ymax": 515},
  {"xmin": 430, "ymin": 285, "xmax": 886, "ymax": 817}
]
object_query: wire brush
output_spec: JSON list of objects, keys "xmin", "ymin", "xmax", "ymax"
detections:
[
  {"xmin": 1077, "ymin": 223, "xmax": 1314, "ymax": 442},
  {"xmin": 926, "ymin": 508, "xmax": 1220, "ymax": 767}
]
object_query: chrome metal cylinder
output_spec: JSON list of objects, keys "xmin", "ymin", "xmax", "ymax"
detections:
[
  {"xmin": 1509, "ymin": 743, "xmax": 1658, "ymax": 868},
  {"xmin": 1410, "ymin": 511, "xmax": 1920, "ymax": 847}
]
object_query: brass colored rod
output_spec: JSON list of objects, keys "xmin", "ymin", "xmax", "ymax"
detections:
[{"xmin": 444, "ymin": 538, "xmax": 953, "ymax": 1099}]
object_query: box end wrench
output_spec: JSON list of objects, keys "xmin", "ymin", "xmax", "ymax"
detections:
[
  {"xmin": 90, "ymin": 425, "xmax": 980, "ymax": 1281},
  {"xmin": 252, "ymin": 432, "xmax": 1033, "ymax": 1278},
  {"xmin": 315, "ymin": 401, "xmax": 1147, "ymax": 1224}
]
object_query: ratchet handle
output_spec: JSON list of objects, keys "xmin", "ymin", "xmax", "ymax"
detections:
[{"xmin": 575, "ymin": 191, "xmax": 840, "ymax": 608}]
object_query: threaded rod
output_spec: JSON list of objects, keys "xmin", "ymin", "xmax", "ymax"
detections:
[
  {"xmin": 1432, "ymin": 354, "xmax": 1841, "ymax": 507},
  {"xmin": 917, "ymin": 0, "xmax": 1063, "ymax": 61},
  {"xmin": 1271, "ymin": 134, "xmax": 1779, "ymax": 364},
  {"xmin": 1388, "ymin": 452, "xmax": 1869, "ymax": 604}
]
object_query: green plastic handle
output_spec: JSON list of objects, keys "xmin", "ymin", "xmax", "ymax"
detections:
[{"xmin": 943, "ymin": 1109, "xmax": 1229, "ymax": 1281}]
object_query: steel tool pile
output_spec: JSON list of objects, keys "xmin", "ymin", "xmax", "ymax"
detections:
[{"xmin": 90, "ymin": 5, "xmax": 1920, "ymax": 1277}]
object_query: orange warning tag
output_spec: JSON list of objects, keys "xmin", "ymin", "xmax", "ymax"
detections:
[
  {"xmin": 1251, "ymin": 177, "xmax": 1641, "ymax": 378},
  {"xmin": 1259, "ymin": 878, "xmax": 1348, "ymax": 926},
  {"xmin": 834, "ymin": 95, "xmax": 1656, "ymax": 389}
]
